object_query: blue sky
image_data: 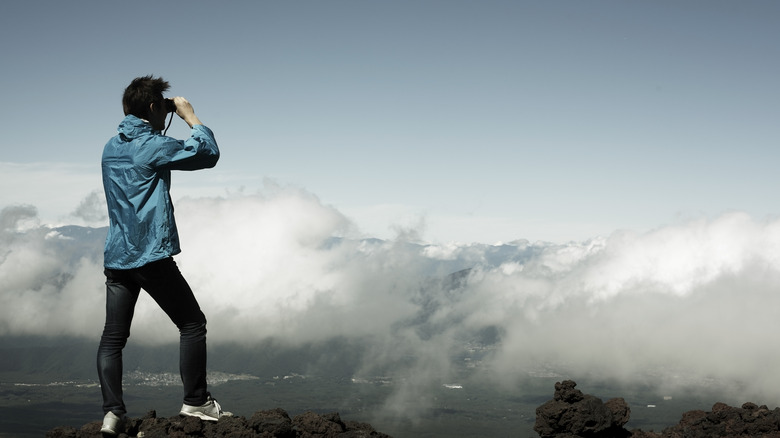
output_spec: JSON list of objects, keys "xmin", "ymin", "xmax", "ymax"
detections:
[{"xmin": 2, "ymin": 0, "xmax": 779, "ymax": 243}]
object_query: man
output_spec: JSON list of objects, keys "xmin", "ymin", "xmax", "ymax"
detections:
[{"xmin": 97, "ymin": 75, "xmax": 229, "ymax": 435}]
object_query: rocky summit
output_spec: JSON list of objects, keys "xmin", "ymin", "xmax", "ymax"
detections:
[
  {"xmin": 45, "ymin": 408, "xmax": 391, "ymax": 438},
  {"xmin": 535, "ymin": 380, "xmax": 780, "ymax": 438}
]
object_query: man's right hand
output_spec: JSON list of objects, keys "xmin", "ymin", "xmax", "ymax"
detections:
[{"xmin": 172, "ymin": 96, "xmax": 203, "ymax": 128}]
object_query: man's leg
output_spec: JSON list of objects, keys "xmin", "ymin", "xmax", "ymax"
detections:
[
  {"xmin": 97, "ymin": 269, "xmax": 140, "ymax": 416},
  {"xmin": 136, "ymin": 257, "xmax": 209, "ymax": 406}
]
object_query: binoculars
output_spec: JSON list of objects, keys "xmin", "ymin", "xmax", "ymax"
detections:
[{"xmin": 162, "ymin": 98, "xmax": 177, "ymax": 113}]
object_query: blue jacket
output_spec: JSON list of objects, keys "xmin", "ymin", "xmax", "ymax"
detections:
[{"xmin": 102, "ymin": 115, "xmax": 219, "ymax": 269}]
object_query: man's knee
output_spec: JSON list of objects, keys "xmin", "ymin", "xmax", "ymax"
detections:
[
  {"xmin": 100, "ymin": 323, "xmax": 132, "ymax": 347},
  {"xmin": 179, "ymin": 319, "xmax": 207, "ymax": 340}
]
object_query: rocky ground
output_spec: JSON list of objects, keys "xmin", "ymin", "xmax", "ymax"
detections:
[
  {"xmin": 45, "ymin": 408, "xmax": 390, "ymax": 438},
  {"xmin": 47, "ymin": 380, "xmax": 780, "ymax": 437},
  {"xmin": 535, "ymin": 380, "xmax": 780, "ymax": 438}
]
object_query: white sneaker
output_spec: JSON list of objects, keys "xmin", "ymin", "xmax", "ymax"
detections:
[
  {"xmin": 100, "ymin": 411, "xmax": 125, "ymax": 435},
  {"xmin": 180, "ymin": 396, "xmax": 233, "ymax": 421}
]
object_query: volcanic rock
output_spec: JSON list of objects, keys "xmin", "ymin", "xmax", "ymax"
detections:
[
  {"xmin": 534, "ymin": 380, "xmax": 780, "ymax": 438},
  {"xmin": 660, "ymin": 401, "xmax": 780, "ymax": 438},
  {"xmin": 534, "ymin": 380, "xmax": 631, "ymax": 438},
  {"xmin": 45, "ymin": 408, "xmax": 391, "ymax": 438}
]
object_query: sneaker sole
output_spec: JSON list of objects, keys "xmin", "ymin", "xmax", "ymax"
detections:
[{"xmin": 180, "ymin": 411, "xmax": 219, "ymax": 422}]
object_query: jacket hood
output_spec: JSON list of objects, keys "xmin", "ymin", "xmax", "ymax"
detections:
[{"xmin": 117, "ymin": 115, "xmax": 154, "ymax": 140}]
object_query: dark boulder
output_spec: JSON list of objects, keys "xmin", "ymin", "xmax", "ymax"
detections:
[{"xmin": 534, "ymin": 380, "xmax": 631, "ymax": 438}]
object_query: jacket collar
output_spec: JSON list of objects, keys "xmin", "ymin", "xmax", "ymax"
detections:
[{"xmin": 117, "ymin": 115, "xmax": 156, "ymax": 140}]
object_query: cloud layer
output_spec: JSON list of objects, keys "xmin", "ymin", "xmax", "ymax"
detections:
[{"xmin": 3, "ymin": 186, "xmax": 780, "ymax": 408}]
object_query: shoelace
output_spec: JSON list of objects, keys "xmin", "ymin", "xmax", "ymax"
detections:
[{"xmin": 210, "ymin": 397, "xmax": 224, "ymax": 414}]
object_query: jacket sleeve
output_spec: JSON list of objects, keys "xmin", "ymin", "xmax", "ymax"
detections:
[{"xmin": 150, "ymin": 125, "xmax": 220, "ymax": 171}]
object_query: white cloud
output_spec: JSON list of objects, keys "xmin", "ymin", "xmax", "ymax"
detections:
[{"xmin": 3, "ymin": 189, "xmax": 780, "ymax": 409}]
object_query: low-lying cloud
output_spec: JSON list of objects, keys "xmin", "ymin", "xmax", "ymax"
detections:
[{"xmin": 3, "ymin": 185, "xmax": 780, "ymax": 409}]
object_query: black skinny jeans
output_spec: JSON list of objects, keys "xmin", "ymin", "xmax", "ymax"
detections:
[{"xmin": 97, "ymin": 257, "xmax": 208, "ymax": 415}]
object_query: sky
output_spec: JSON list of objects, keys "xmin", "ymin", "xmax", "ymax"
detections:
[{"xmin": 1, "ymin": 0, "xmax": 779, "ymax": 244}]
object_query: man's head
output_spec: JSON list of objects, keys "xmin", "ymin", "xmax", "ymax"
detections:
[{"xmin": 122, "ymin": 75, "xmax": 171, "ymax": 130}]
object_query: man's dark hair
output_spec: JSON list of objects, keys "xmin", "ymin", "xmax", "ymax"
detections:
[{"xmin": 122, "ymin": 75, "xmax": 170, "ymax": 118}]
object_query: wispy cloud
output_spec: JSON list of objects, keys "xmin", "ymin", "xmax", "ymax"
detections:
[{"xmin": 0, "ymin": 162, "xmax": 102, "ymax": 227}]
